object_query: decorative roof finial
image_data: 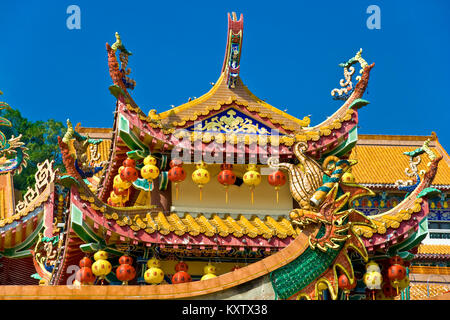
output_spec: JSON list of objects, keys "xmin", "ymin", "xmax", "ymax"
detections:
[{"xmin": 222, "ymin": 13, "xmax": 244, "ymax": 88}]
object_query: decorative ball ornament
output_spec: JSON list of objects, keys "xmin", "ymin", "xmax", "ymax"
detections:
[
  {"xmin": 141, "ymin": 156, "xmax": 160, "ymax": 206},
  {"xmin": 122, "ymin": 158, "xmax": 136, "ymax": 168},
  {"xmin": 364, "ymin": 261, "xmax": 382, "ymax": 300},
  {"xmin": 268, "ymin": 170, "xmax": 286, "ymax": 203},
  {"xmin": 388, "ymin": 263, "xmax": 406, "ymax": 294},
  {"xmin": 144, "ymin": 267, "xmax": 164, "ymax": 285},
  {"xmin": 140, "ymin": 164, "xmax": 160, "ymax": 181},
  {"xmin": 243, "ymin": 164, "xmax": 261, "ymax": 204},
  {"xmin": 116, "ymin": 255, "xmax": 136, "ymax": 285},
  {"xmin": 143, "ymin": 155, "xmax": 158, "ymax": 166},
  {"xmin": 144, "ymin": 257, "xmax": 164, "ymax": 285},
  {"xmin": 174, "ymin": 261, "xmax": 189, "ymax": 272},
  {"xmin": 120, "ymin": 166, "xmax": 139, "ymax": 183},
  {"xmin": 192, "ymin": 162, "xmax": 210, "ymax": 201},
  {"xmin": 172, "ymin": 261, "xmax": 191, "ymax": 284},
  {"xmin": 168, "ymin": 160, "xmax": 186, "ymax": 200},
  {"xmin": 77, "ymin": 257, "xmax": 95, "ymax": 285},
  {"xmin": 77, "ymin": 266, "xmax": 95, "ymax": 285},
  {"xmin": 395, "ymin": 276, "xmax": 410, "ymax": 291},
  {"xmin": 79, "ymin": 257, "xmax": 92, "ymax": 268},
  {"xmin": 92, "ymin": 251, "xmax": 112, "ymax": 283},
  {"xmin": 217, "ymin": 164, "xmax": 236, "ymax": 203},
  {"xmin": 147, "ymin": 257, "xmax": 161, "ymax": 268},
  {"xmin": 338, "ymin": 274, "xmax": 356, "ymax": 299},
  {"xmin": 201, "ymin": 263, "xmax": 217, "ymax": 281},
  {"xmin": 365, "ymin": 261, "xmax": 381, "ymax": 273},
  {"xmin": 172, "ymin": 271, "xmax": 191, "ymax": 284}
]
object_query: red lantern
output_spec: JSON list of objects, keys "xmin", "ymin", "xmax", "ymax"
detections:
[
  {"xmin": 77, "ymin": 266, "xmax": 95, "ymax": 285},
  {"xmin": 268, "ymin": 170, "xmax": 286, "ymax": 203},
  {"xmin": 172, "ymin": 271, "xmax": 191, "ymax": 284},
  {"xmin": 388, "ymin": 264, "xmax": 406, "ymax": 294},
  {"xmin": 120, "ymin": 166, "xmax": 139, "ymax": 183},
  {"xmin": 217, "ymin": 164, "xmax": 236, "ymax": 203},
  {"xmin": 123, "ymin": 158, "xmax": 136, "ymax": 168},
  {"xmin": 382, "ymin": 282, "xmax": 397, "ymax": 298},
  {"xmin": 79, "ymin": 257, "xmax": 92, "ymax": 268},
  {"xmin": 338, "ymin": 274, "xmax": 356, "ymax": 299},
  {"xmin": 119, "ymin": 255, "xmax": 133, "ymax": 265},
  {"xmin": 168, "ymin": 160, "xmax": 186, "ymax": 200},
  {"xmin": 116, "ymin": 255, "xmax": 136, "ymax": 285},
  {"xmin": 116, "ymin": 264, "xmax": 136, "ymax": 285},
  {"xmin": 172, "ymin": 261, "xmax": 191, "ymax": 284},
  {"xmin": 175, "ymin": 261, "xmax": 189, "ymax": 272}
]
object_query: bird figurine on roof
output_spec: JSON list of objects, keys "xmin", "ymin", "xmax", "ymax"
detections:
[{"xmin": 111, "ymin": 32, "xmax": 132, "ymax": 55}]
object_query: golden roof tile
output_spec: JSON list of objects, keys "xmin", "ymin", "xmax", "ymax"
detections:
[
  {"xmin": 417, "ymin": 244, "xmax": 450, "ymax": 255},
  {"xmin": 349, "ymin": 142, "xmax": 450, "ymax": 187}
]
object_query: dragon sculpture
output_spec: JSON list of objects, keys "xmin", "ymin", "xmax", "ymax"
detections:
[
  {"xmin": 0, "ymin": 96, "xmax": 29, "ymax": 175},
  {"xmin": 269, "ymin": 49, "xmax": 442, "ymax": 300},
  {"xmin": 269, "ymin": 141, "xmax": 376, "ymax": 300}
]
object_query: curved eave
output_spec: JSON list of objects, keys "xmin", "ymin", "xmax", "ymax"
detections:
[
  {"xmin": 0, "ymin": 225, "xmax": 317, "ymax": 300},
  {"xmin": 355, "ymin": 152, "xmax": 443, "ymax": 252},
  {"xmin": 71, "ymin": 187, "xmax": 296, "ymax": 251}
]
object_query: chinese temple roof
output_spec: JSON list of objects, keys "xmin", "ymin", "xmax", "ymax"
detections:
[{"xmin": 350, "ymin": 133, "xmax": 450, "ymax": 189}]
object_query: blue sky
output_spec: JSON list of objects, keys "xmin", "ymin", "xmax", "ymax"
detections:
[{"xmin": 0, "ymin": 1, "xmax": 449, "ymax": 151}]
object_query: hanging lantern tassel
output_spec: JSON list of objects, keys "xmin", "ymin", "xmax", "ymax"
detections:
[
  {"xmin": 251, "ymin": 186, "xmax": 255, "ymax": 205},
  {"xmin": 175, "ymin": 182, "xmax": 179, "ymax": 200},
  {"xmin": 225, "ymin": 186, "xmax": 229, "ymax": 204},
  {"xmin": 275, "ymin": 186, "xmax": 280, "ymax": 204},
  {"xmin": 199, "ymin": 185, "xmax": 203, "ymax": 201}
]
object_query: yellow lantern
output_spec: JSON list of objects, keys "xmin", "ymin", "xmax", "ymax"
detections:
[
  {"xmin": 141, "ymin": 164, "xmax": 160, "ymax": 181},
  {"xmin": 92, "ymin": 250, "xmax": 112, "ymax": 283},
  {"xmin": 201, "ymin": 263, "xmax": 217, "ymax": 281},
  {"xmin": 144, "ymin": 257, "xmax": 164, "ymax": 285},
  {"xmin": 144, "ymin": 155, "xmax": 158, "ymax": 166},
  {"xmin": 144, "ymin": 267, "xmax": 164, "ymax": 284},
  {"xmin": 191, "ymin": 162, "xmax": 210, "ymax": 201},
  {"xmin": 113, "ymin": 174, "xmax": 131, "ymax": 189},
  {"xmin": 147, "ymin": 257, "xmax": 161, "ymax": 268},
  {"xmin": 394, "ymin": 276, "xmax": 410, "ymax": 291},
  {"xmin": 243, "ymin": 164, "xmax": 261, "ymax": 204},
  {"xmin": 140, "ymin": 156, "xmax": 160, "ymax": 206}
]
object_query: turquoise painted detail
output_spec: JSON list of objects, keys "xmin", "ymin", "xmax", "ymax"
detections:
[
  {"xmin": 348, "ymin": 98, "xmax": 370, "ymax": 110},
  {"xmin": 270, "ymin": 227, "xmax": 342, "ymax": 299},
  {"xmin": 417, "ymin": 187, "xmax": 442, "ymax": 199}
]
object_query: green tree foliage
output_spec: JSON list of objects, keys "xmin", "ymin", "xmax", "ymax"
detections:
[{"xmin": 0, "ymin": 107, "xmax": 66, "ymax": 192}]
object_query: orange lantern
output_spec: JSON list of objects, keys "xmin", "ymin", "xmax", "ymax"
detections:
[
  {"xmin": 268, "ymin": 170, "xmax": 286, "ymax": 203},
  {"xmin": 172, "ymin": 261, "xmax": 191, "ymax": 284},
  {"xmin": 116, "ymin": 255, "xmax": 136, "ymax": 285},
  {"xmin": 217, "ymin": 164, "xmax": 236, "ymax": 203},
  {"xmin": 168, "ymin": 159, "xmax": 186, "ymax": 200},
  {"xmin": 338, "ymin": 273, "xmax": 356, "ymax": 300}
]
